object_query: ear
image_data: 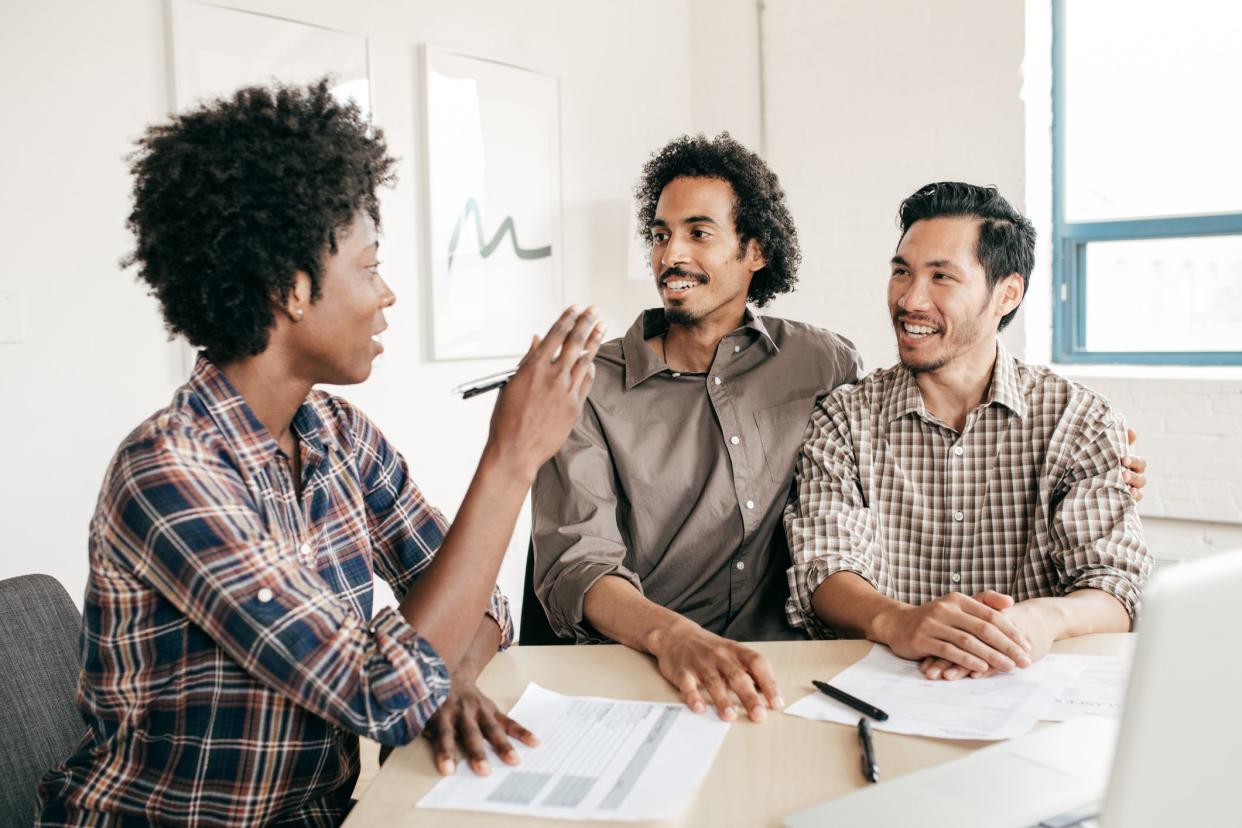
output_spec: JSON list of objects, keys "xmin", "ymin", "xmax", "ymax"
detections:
[
  {"xmin": 995, "ymin": 272, "xmax": 1024, "ymax": 318},
  {"xmin": 282, "ymin": 271, "xmax": 313, "ymax": 322},
  {"xmin": 745, "ymin": 238, "xmax": 767, "ymax": 273}
]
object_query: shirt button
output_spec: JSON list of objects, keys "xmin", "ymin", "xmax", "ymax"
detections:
[
  {"xmin": 672, "ymin": 372, "xmax": 681, "ymax": 378},
  {"xmin": 733, "ymin": 345, "xmax": 741, "ymax": 353},
  {"xmin": 953, "ymin": 510, "xmax": 964, "ymax": 522},
  {"xmin": 951, "ymin": 572, "xmax": 962, "ymax": 584},
  {"xmin": 735, "ymin": 561, "xmax": 745, "ymax": 571},
  {"xmin": 714, "ymin": 376, "xmax": 722, "ymax": 386},
  {"xmin": 730, "ymin": 436, "xmax": 740, "ymax": 445},
  {"xmin": 299, "ymin": 543, "xmax": 312, "ymax": 557},
  {"xmin": 953, "ymin": 446, "xmax": 964, "ymax": 456},
  {"xmin": 745, "ymin": 500, "xmax": 755, "ymax": 509},
  {"xmin": 257, "ymin": 588, "xmax": 274, "ymax": 603}
]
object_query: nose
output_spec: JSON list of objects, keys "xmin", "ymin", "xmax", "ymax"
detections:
[
  {"xmin": 897, "ymin": 274, "xmax": 932, "ymax": 313},
  {"xmin": 376, "ymin": 274, "xmax": 396, "ymax": 308},
  {"xmin": 661, "ymin": 232, "xmax": 691, "ymax": 271}
]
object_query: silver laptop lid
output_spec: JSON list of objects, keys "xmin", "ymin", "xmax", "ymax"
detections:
[{"xmin": 1102, "ymin": 550, "xmax": 1242, "ymax": 828}]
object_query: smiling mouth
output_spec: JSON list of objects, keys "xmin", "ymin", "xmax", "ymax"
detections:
[
  {"xmin": 896, "ymin": 319, "xmax": 942, "ymax": 340},
  {"xmin": 663, "ymin": 279, "xmax": 699, "ymax": 294}
]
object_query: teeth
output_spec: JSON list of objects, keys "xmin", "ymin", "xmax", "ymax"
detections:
[
  {"xmin": 666, "ymin": 280, "xmax": 696, "ymax": 290},
  {"xmin": 903, "ymin": 323, "xmax": 938, "ymax": 335}
]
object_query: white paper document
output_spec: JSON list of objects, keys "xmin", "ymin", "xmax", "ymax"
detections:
[
  {"xmin": 416, "ymin": 683, "xmax": 730, "ymax": 821},
  {"xmin": 1040, "ymin": 654, "xmax": 1131, "ymax": 720},
  {"xmin": 785, "ymin": 645, "xmax": 1085, "ymax": 740}
]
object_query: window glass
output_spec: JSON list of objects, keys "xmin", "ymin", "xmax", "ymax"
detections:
[
  {"xmin": 1083, "ymin": 235, "xmax": 1242, "ymax": 352},
  {"xmin": 1063, "ymin": 1, "xmax": 1242, "ymax": 222}
]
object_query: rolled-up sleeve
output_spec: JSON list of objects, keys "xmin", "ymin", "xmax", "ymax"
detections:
[
  {"xmin": 106, "ymin": 433, "xmax": 451, "ymax": 747},
  {"xmin": 1049, "ymin": 398, "xmax": 1152, "ymax": 622},
  {"xmin": 348, "ymin": 401, "xmax": 514, "ymax": 650},
  {"xmin": 532, "ymin": 402, "xmax": 640, "ymax": 642},
  {"xmin": 784, "ymin": 390, "xmax": 886, "ymax": 639}
]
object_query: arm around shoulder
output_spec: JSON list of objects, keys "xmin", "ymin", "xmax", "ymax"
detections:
[{"xmin": 1048, "ymin": 393, "xmax": 1153, "ymax": 626}]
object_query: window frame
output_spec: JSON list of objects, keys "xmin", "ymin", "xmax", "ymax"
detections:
[{"xmin": 1051, "ymin": 0, "xmax": 1242, "ymax": 366}]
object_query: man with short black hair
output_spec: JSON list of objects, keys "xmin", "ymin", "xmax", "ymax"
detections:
[{"xmin": 786, "ymin": 182, "xmax": 1152, "ymax": 680}]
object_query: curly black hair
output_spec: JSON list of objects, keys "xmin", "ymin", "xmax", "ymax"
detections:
[
  {"xmin": 124, "ymin": 78, "xmax": 396, "ymax": 363},
  {"xmin": 634, "ymin": 132, "xmax": 800, "ymax": 307}
]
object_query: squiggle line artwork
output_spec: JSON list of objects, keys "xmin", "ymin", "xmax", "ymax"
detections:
[{"xmin": 448, "ymin": 197, "xmax": 552, "ymax": 271}]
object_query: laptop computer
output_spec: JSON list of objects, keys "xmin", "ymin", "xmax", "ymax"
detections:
[{"xmin": 783, "ymin": 550, "xmax": 1242, "ymax": 828}]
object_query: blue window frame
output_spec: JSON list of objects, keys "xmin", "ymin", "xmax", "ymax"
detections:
[{"xmin": 1051, "ymin": 0, "xmax": 1242, "ymax": 366}]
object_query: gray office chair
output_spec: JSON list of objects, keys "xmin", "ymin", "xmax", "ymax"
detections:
[{"xmin": 0, "ymin": 574, "xmax": 87, "ymax": 826}]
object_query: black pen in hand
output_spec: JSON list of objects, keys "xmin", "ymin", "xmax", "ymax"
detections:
[{"xmin": 452, "ymin": 369, "xmax": 518, "ymax": 399}]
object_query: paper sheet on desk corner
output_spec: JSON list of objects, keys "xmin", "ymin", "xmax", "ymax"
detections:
[
  {"xmin": 784, "ymin": 645, "xmax": 1087, "ymax": 740},
  {"xmin": 416, "ymin": 683, "xmax": 731, "ymax": 821},
  {"xmin": 1040, "ymin": 654, "xmax": 1132, "ymax": 721}
]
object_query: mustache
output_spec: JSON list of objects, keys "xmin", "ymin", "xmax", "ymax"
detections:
[
  {"xmin": 893, "ymin": 311, "xmax": 942, "ymax": 327},
  {"xmin": 659, "ymin": 266, "xmax": 709, "ymax": 285}
]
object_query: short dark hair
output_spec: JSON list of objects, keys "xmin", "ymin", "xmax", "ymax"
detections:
[
  {"xmin": 124, "ymin": 79, "xmax": 397, "ymax": 363},
  {"xmin": 897, "ymin": 182, "xmax": 1036, "ymax": 331},
  {"xmin": 634, "ymin": 132, "xmax": 800, "ymax": 307}
]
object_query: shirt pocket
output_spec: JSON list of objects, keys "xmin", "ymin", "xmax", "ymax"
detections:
[{"xmin": 753, "ymin": 395, "xmax": 819, "ymax": 485}]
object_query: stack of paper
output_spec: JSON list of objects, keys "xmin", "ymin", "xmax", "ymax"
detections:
[
  {"xmin": 417, "ymin": 683, "xmax": 730, "ymax": 821},
  {"xmin": 785, "ymin": 646, "xmax": 1131, "ymax": 740}
]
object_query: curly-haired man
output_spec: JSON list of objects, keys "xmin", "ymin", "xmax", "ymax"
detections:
[
  {"xmin": 35, "ymin": 80, "xmax": 603, "ymax": 825},
  {"xmin": 529, "ymin": 133, "xmax": 859, "ymax": 721}
]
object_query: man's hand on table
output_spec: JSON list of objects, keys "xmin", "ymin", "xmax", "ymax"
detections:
[
  {"xmin": 870, "ymin": 590, "xmax": 1033, "ymax": 680},
  {"xmin": 423, "ymin": 676, "xmax": 538, "ymax": 775},
  {"xmin": 647, "ymin": 618, "xmax": 784, "ymax": 722}
]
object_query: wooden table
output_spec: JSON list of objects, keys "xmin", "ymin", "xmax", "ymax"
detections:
[{"xmin": 346, "ymin": 634, "xmax": 1132, "ymax": 827}]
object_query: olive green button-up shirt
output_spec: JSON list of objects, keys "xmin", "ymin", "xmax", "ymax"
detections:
[{"xmin": 532, "ymin": 309, "xmax": 860, "ymax": 642}]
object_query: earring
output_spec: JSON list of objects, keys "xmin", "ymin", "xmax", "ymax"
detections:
[{"xmin": 295, "ymin": 307, "xmax": 304, "ymax": 318}]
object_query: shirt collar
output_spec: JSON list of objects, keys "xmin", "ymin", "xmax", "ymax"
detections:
[
  {"xmin": 884, "ymin": 340, "xmax": 1027, "ymax": 424},
  {"xmin": 622, "ymin": 307, "xmax": 778, "ymax": 389},
  {"xmin": 187, "ymin": 355, "xmax": 339, "ymax": 469}
]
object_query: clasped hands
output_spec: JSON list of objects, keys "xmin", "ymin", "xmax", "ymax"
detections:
[{"xmin": 874, "ymin": 590, "xmax": 1058, "ymax": 681}]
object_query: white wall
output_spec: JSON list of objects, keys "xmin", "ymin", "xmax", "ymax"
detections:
[
  {"xmin": 0, "ymin": 0, "xmax": 761, "ymax": 614},
  {"xmin": 758, "ymin": 0, "xmax": 1028, "ymax": 372}
]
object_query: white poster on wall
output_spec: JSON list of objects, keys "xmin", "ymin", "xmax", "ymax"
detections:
[{"xmin": 423, "ymin": 48, "xmax": 563, "ymax": 360}]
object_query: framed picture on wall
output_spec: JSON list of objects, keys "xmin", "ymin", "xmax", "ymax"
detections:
[{"xmin": 421, "ymin": 47, "xmax": 564, "ymax": 360}]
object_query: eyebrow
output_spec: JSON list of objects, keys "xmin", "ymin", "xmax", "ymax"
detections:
[
  {"xmin": 890, "ymin": 255, "xmax": 958, "ymax": 270},
  {"xmin": 650, "ymin": 215, "xmax": 722, "ymax": 229}
]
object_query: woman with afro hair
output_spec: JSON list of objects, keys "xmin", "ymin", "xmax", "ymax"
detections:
[{"xmin": 36, "ymin": 79, "xmax": 603, "ymax": 826}]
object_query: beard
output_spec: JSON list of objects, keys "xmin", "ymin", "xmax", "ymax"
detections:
[
  {"xmin": 659, "ymin": 265, "xmax": 708, "ymax": 326},
  {"xmin": 895, "ymin": 305, "xmax": 989, "ymax": 375}
]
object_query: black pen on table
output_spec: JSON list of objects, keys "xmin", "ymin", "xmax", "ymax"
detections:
[
  {"xmin": 857, "ymin": 717, "xmax": 879, "ymax": 784},
  {"xmin": 453, "ymin": 369, "xmax": 518, "ymax": 399},
  {"xmin": 811, "ymin": 679, "xmax": 889, "ymax": 721}
]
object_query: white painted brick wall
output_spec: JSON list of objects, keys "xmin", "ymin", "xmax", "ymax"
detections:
[{"xmin": 1064, "ymin": 374, "xmax": 1242, "ymax": 561}]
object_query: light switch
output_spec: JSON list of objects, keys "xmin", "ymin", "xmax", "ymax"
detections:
[{"xmin": 0, "ymin": 291, "xmax": 26, "ymax": 344}]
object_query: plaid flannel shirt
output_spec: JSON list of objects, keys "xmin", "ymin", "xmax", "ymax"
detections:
[
  {"xmin": 36, "ymin": 356, "xmax": 512, "ymax": 826},
  {"xmin": 785, "ymin": 343, "xmax": 1151, "ymax": 639}
]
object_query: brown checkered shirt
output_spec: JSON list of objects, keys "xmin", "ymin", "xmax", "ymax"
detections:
[{"xmin": 784, "ymin": 342, "xmax": 1151, "ymax": 638}]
